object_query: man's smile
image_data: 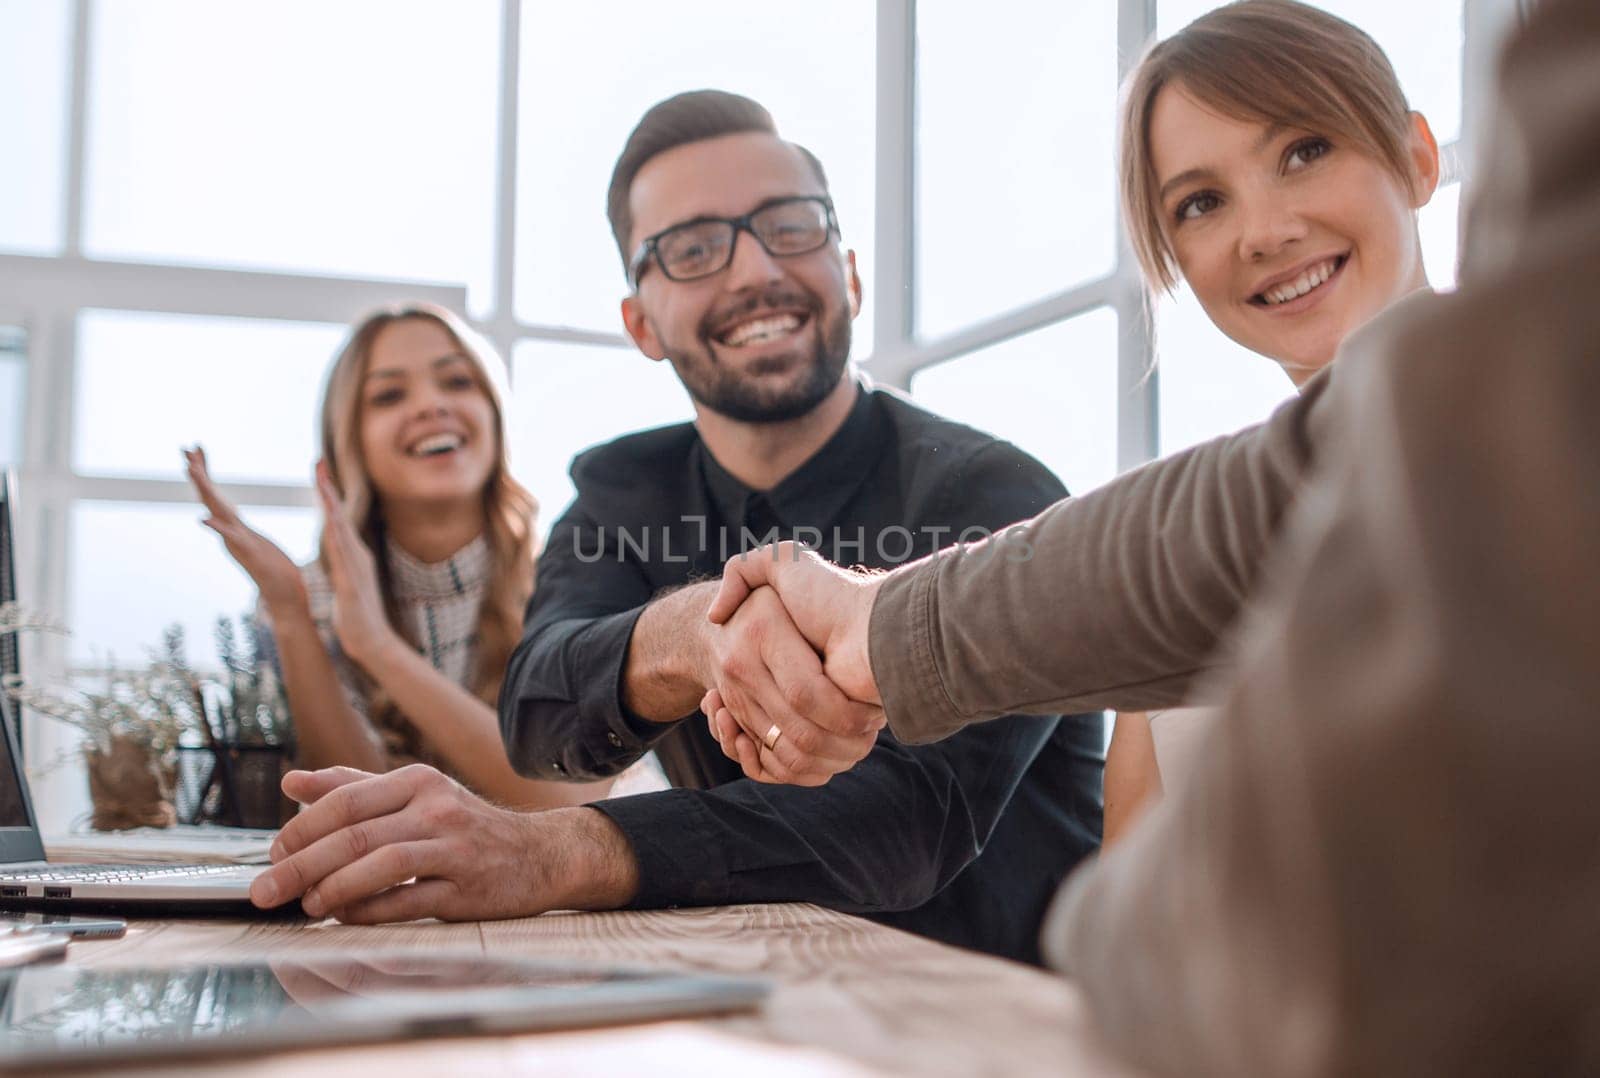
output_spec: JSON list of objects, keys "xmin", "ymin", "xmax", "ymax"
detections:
[
  {"xmin": 716, "ymin": 312, "xmax": 807, "ymax": 347},
  {"xmin": 707, "ymin": 300, "xmax": 814, "ymax": 350}
]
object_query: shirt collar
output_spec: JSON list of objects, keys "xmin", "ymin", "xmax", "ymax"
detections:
[
  {"xmin": 697, "ymin": 378, "xmax": 881, "ymax": 533},
  {"xmin": 385, "ymin": 532, "xmax": 491, "ymax": 602}
]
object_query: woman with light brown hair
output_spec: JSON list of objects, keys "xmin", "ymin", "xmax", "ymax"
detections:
[
  {"xmin": 1104, "ymin": 0, "xmax": 1441, "ymax": 842},
  {"xmin": 185, "ymin": 303, "xmax": 609, "ymax": 809}
]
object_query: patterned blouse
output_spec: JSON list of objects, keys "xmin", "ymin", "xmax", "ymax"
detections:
[
  {"xmin": 296, "ymin": 534, "xmax": 492, "ymax": 773},
  {"xmin": 272, "ymin": 534, "xmax": 670, "ymax": 795}
]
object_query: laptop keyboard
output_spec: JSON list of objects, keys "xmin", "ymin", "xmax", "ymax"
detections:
[{"xmin": 3, "ymin": 863, "xmax": 252, "ymax": 883}]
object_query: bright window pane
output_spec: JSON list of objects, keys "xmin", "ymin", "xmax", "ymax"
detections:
[
  {"xmin": 0, "ymin": 0, "xmax": 70, "ymax": 254},
  {"xmin": 506, "ymin": 342, "xmax": 693, "ymax": 534},
  {"xmin": 1419, "ymin": 181, "xmax": 1461, "ymax": 290},
  {"xmin": 911, "ymin": 309, "xmax": 1120, "ymax": 497},
  {"xmin": 74, "ymin": 310, "xmax": 346, "ymax": 484},
  {"xmin": 0, "ymin": 327, "xmax": 25, "ymax": 467},
  {"xmin": 68, "ymin": 502, "xmax": 317, "ymax": 664},
  {"xmin": 83, "ymin": 0, "xmax": 500, "ymax": 314},
  {"xmin": 916, "ymin": 3, "xmax": 1118, "ymax": 339},
  {"xmin": 1157, "ymin": 1, "xmax": 1463, "ymax": 142},
  {"xmin": 514, "ymin": 2, "xmax": 875, "ymax": 347},
  {"xmin": 1156, "ymin": 284, "xmax": 1296, "ymax": 456}
]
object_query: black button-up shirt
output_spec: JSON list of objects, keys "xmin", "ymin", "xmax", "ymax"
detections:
[{"xmin": 500, "ymin": 383, "xmax": 1103, "ymax": 964}]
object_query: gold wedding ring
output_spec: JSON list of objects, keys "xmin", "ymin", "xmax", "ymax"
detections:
[{"xmin": 763, "ymin": 723, "xmax": 783, "ymax": 751}]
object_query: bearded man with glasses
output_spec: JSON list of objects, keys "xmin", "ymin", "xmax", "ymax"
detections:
[
  {"xmin": 623, "ymin": 192, "xmax": 851, "ymax": 424},
  {"xmin": 247, "ymin": 90, "xmax": 1103, "ymax": 967}
]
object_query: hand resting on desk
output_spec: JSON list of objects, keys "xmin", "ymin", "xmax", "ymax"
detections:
[{"xmin": 250, "ymin": 765, "xmax": 639, "ymax": 923}]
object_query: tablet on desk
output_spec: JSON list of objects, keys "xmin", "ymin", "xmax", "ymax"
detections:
[{"xmin": 0, "ymin": 950, "xmax": 769, "ymax": 1070}]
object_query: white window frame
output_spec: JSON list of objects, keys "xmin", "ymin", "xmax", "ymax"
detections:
[{"xmin": 881, "ymin": 0, "xmax": 1513, "ymax": 468}]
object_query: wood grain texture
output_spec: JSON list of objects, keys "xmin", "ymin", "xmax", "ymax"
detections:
[{"xmin": 49, "ymin": 904, "xmax": 1145, "ymax": 1077}]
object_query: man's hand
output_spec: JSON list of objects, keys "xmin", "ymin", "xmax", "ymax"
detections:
[
  {"xmin": 708, "ymin": 542, "xmax": 882, "ymax": 703},
  {"xmin": 694, "ymin": 585, "xmax": 884, "ymax": 786},
  {"xmin": 703, "ymin": 543, "xmax": 886, "ymax": 780},
  {"xmin": 249, "ymin": 765, "xmax": 639, "ymax": 923}
]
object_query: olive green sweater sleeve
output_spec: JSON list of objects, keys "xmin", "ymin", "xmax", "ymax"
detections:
[{"xmin": 869, "ymin": 370, "xmax": 1334, "ymax": 743}]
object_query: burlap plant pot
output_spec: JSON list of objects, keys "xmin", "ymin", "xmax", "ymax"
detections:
[{"xmin": 84, "ymin": 732, "xmax": 177, "ymax": 830}]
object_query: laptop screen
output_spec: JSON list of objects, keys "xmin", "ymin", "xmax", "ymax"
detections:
[
  {"xmin": 1, "ymin": 472, "xmax": 21, "ymax": 760},
  {"xmin": 1, "ymin": 472, "xmax": 18, "ymax": 690},
  {"xmin": 0, "ymin": 706, "xmax": 27, "ymax": 828},
  {"xmin": 0, "ymin": 695, "xmax": 43, "ymax": 863}
]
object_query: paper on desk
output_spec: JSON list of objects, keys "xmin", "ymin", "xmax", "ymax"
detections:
[{"xmin": 43, "ymin": 824, "xmax": 276, "ymax": 865}]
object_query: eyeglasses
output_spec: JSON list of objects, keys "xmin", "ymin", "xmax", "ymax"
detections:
[{"xmin": 628, "ymin": 196, "xmax": 839, "ymax": 288}]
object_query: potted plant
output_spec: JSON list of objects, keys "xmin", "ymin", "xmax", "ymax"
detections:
[
  {"xmin": 2, "ymin": 606, "xmax": 294, "ymax": 830},
  {"xmin": 197, "ymin": 613, "xmax": 295, "ymax": 828},
  {"xmin": 3, "ymin": 616, "xmax": 198, "ymax": 830}
]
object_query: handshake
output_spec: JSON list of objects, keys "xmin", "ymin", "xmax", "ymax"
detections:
[{"xmin": 697, "ymin": 542, "xmax": 891, "ymax": 786}]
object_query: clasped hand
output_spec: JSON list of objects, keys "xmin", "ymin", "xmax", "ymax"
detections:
[{"xmin": 699, "ymin": 542, "xmax": 886, "ymax": 785}]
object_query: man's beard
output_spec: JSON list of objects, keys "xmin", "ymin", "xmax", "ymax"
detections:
[{"xmin": 663, "ymin": 294, "xmax": 853, "ymax": 424}]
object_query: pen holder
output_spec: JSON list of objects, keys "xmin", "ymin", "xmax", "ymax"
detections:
[
  {"xmin": 216, "ymin": 742, "xmax": 294, "ymax": 829},
  {"xmin": 177, "ymin": 741, "xmax": 294, "ymax": 829}
]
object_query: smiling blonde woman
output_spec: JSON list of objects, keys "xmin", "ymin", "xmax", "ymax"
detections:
[{"xmin": 186, "ymin": 303, "xmax": 616, "ymax": 810}]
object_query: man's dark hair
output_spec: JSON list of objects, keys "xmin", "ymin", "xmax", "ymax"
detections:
[{"xmin": 606, "ymin": 89, "xmax": 831, "ymax": 274}]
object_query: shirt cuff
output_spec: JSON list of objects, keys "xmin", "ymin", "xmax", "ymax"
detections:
[
  {"xmin": 589, "ymin": 790, "xmax": 733, "ymax": 909},
  {"xmin": 560, "ymin": 607, "xmax": 677, "ymax": 777},
  {"xmin": 871, "ymin": 556, "xmax": 968, "ymax": 745}
]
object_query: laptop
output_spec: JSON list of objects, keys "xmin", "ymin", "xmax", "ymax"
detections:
[
  {"xmin": 1, "ymin": 470, "xmax": 263, "ymax": 912},
  {"xmin": 0, "ymin": 692, "xmax": 264, "ymax": 913}
]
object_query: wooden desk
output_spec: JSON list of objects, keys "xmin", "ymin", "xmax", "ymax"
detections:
[{"xmin": 60, "ymin": 903, "xmax": 1142, "ymax": 1076}]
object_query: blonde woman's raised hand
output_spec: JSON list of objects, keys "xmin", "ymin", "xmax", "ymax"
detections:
[
  {"xmin": 315, "ymin": 460, "xmax": 398, "ymax": 670},
  {"xmin": 185, "ymin": 445, "xmax": 308, "ymax": 616}
]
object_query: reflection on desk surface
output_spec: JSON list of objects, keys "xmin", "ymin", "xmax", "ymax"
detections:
[{"xmin": 0, "ymin": 951, "xmax": 768, "ymax": 1070}]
